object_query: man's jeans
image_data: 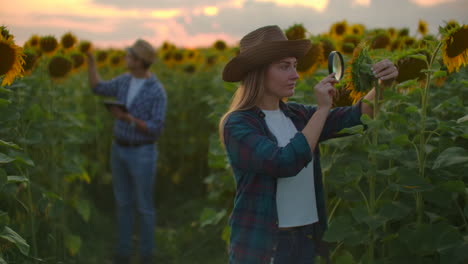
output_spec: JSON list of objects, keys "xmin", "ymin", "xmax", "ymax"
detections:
[
  {"xmin": 272, "ymin": 224, "xmax": 316, "ymax": 264},
  {"xmin": 111, "ymin": 142, "xmax": 157, "ymax": 257}
]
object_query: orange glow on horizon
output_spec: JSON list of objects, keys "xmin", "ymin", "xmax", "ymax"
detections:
[{"xmin": 411, "ymin": 0, "xmax": 457, "ymax": 6}]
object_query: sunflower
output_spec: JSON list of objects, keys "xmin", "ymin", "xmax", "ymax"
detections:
[
  {"xmin": 297, "ymin": 42, "xmax": 323, "ymax": 77},
  {"xmin": 110, "ymin": 53, "xmax": 124, "ymax": 67},
  {"xmin": 441, "ymin": 24, "xmax": 468, "ymax": 73},
  {"xmin": 444, "ymin": 20, "xmax": 459, "ymax": 31},
  {"xmin": 418, "ymin": 20, "xmax": 428, "ymax": 36},
  {"xmin": 330, "ymin": 20, "xmax": 348, "ymax": 39},
  {"xmin": 40, "ymin": 36, "xmax": 58, "ymax": 55},
  {"xmin": 387, "ymin": 27, "xmax": 397, "ymax": 39},
  {"xmin": 285, "ymin": 24, "xmax": 307, "ymax": 40},
  {"xmin": 22, "ymin": 49, "xmax": 40, "ymax": 74},
  {"xmin": 345, "ymin": 43, "xmax": 375, "ymax": 103},
  {"xmin": 370, "ymin": 32, "xmax": 391, "ymax": 49},
  {"xmin": 70, "ymin": 52, "xmax": 85, "ymax": 70},
  {"xmin": 205, "ymin": 55, "xmax": 217, "ymax": 66},
  {"xmin": 61, "ymin": 32, "xmax": 77, "ymax": 50},
  {"xmin": 173, "ymin": 50, "xmax": 184, "ymax": 62},
  {"xmin": 350, "ymin": 24, "xmax": 365, "ymax": 36},
  {"xmin": 395, "ymin": 49, "xmax": 430, "ymax": 83},
  {"xmin": 183, "ymin": 64, "xmax": 196, "ymax": 74},
  {"xmin": 0, "ymin": 34, "xmax": 25, "ymax": 86},
  {"xmin": 319, "ymin": 37, "xmax": 336, "ymax": 66},
  {"xmin": 398, "ymin": 28, "xmax": 410, "ymax": 37},
  {"xmin": 96, "ymin": 50, "xmax": 108, "ymax": 66},
  {"xmin": 333, "ymin": 82, "xmax": 354, "ymax": 107},
  {"xmin": 161, "ymin": 41, "xmax": 175, "ymax": 52},
  {"xmin": 1, "ymin": 26, "xmax": 13, "ymax": 40},
  {"xmin": 213, "ymin": 40, "xmax": 227, "ymax": 51},
  {"xmin": 48, "ymin": 55, "xmax": 72, "ymax": 79},
  {"xmin": 390, "ymin": 38, "xmax": 403, "ymax": 51},
  {"xmin": 25, "ymin": 35, "xmax": 40, "ymax": 49},
  {"xmin": 79, "ymin": 41, "xmax": 92, "ymax": 53},
  {"xmin": 403, "ymin": 37, "xmax": 416, "ymax": 48},
  {"xmin": 342, "ymin": 43, "xmax": 355, "ymax": 55}
]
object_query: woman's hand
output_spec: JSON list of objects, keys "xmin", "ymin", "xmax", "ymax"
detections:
[
  {"xmin": 372, "ymin": 59, "xmax": 398, "ymax": 85},
  {"xmin": 314, "ymin": 73, "xmax": 339, "ymax": 110}
]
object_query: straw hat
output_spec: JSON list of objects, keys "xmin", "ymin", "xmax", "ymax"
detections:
[
  {"xmin": 222, "ymin": 25, "xmax": 312, "ymax": 82},
  {"xmin": 128, "ymin": 39, "xmax": 156, "ymax": 64}
]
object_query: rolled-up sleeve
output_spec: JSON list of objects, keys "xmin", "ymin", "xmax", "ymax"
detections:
[
  {"xmin": 223, "ymin": 112, "xmax": 312, "ymax": 178},
  {"xmin": 93, "ymin": 74, "xmax": 128, "ymax": 97},
  {"xmin": 145, "ymin": 86, "xmax": 167, "ymax": 138}
]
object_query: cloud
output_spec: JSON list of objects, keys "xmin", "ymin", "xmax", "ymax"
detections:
[
  {"xmin": 254, "ymin": 0, "xmax": 329, "ymax": 12},
  {"xmin": 410, "ymin": 0, "xmax": 457, "ymax": 7}
]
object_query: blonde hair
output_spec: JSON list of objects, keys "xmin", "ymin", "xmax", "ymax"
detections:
[{"xmin": 219, "ymin": 66, "xmax": 267, "ymax": 142}]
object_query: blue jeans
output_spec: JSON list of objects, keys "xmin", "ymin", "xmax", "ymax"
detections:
[
  {"xmin": 111, "ymin": 142, "xmax": 157, "ymax": 257},
  {"xmin": 273, "ymin": 224, "xmax": 316, "ymax": 264}
]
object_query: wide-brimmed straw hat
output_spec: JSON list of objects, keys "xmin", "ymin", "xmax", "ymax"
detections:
[
  {"xmin": 127, "ymin": 39, "xmax": 156, "ymax": 65},
  {"xmin": 222, "ymin": 25, "xmax": 312, "ymax": 82}
]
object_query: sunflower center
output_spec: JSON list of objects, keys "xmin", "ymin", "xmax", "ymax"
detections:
[
  {"xmin": 0, "ymin": 42, "xmax": 15, "ymax": 75},
  {"xmin": 446, "ymin": 27, "xmax": 468, "ymax": 58},
  {"xmin": 336, "ymin": 24, "xmax": 346, "ymax": 35}
]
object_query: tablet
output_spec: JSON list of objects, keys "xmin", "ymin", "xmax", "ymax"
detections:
[{"xmin": 103, "ymin": 100, "xmax": 128, "ymax": 112}]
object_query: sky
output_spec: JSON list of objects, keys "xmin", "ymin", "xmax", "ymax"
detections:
[{"xmin": 2, "ymin": 0, "xmax": 467, "ymax": 49}]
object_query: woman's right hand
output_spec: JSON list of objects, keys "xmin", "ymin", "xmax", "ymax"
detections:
[{"xmin": 314, "ymin": 73, "xmax": 338, "ymax": 110}]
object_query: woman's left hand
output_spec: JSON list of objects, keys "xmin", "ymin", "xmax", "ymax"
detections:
[{"xmin": 372, "ymin": 59, "xmax": 398, "ymax": 85}]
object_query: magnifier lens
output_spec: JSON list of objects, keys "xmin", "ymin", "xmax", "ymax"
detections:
[{"xmin": 328, "ymin": 51, "xmax": 344, "ymax": 81}]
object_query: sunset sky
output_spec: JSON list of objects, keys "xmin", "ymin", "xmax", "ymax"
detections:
[{"xmin": 2, "ymin": 0, "xmax": 467, "ymax": 48}]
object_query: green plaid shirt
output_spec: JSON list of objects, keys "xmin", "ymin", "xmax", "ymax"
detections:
[{"xmin": 223, "ymin": 100, "xmax": 363, "ymax": 264}]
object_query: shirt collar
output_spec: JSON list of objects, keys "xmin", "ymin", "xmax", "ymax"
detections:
[{"xmin": 252, "ymin": 100, "xmax": 294, "ymax": 119}]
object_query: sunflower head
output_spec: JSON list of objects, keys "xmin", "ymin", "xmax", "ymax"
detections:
[
  {"xmin": 1, "ymin": 26, "xmax": 13, "ymax": 40},
  {"xmin": 297, "ymin": 42, "xmax": 323, "ymax": 76},
  {"xmin": 60, "ymin": 32, "xmax": 77, "ymax": 50},
  {"xmin": 418, "ymin": 19, "xmax": 429, "ymax": 36},
  {"xmin": 330, "ymin": 20, "xmax": 348, "ymax": 38},
  {"xmin": 110, "ymin": 52, "xmax": 124, "ymax": 67},
  {"xmin": 48, "ymin": 55, "xmax": 72, "ymax": 79},
  {"xmin": 96, "ymin": 50, "xmax": 108, "ymax": 65},
  {"xmin": 403, "ymin": 37, "xmax": 416, "ymax": 48},
  {"xmin": 205, "ymin": 55, "xmax": 217, "ymax": 66},
  {"xmin": 398, "ymin": 28, "xmax": 410, "ymax": 37},
  {"xmin": 444, "ymin": 20, "xmax": 459, "ymax": 31},
  {"xmin": 345, "ymin": 43, "xmax": 375, "ymax": 102},
  {"xmin": 441, "ymin": 24, "xmax": 468, "ymax": 73},
  {"xmin": 342, "ymin": 42, "xmax": 355, "ymax": 54},
  {"xmin": 351, "ymin": 24, "xmax": 365, "ymax": 36},
  {"xmin": 285, "ymin": 24, "xmax": 307, "ymax": 40},
  {"xmin": 213, "ymin": 40, "xmax": 227, "ymax": 51},
  {"xmin": 25, "ymin": 35, "xmax": 40, "ymax": 49},
  {"xmin": 343, "ymin": 34, "xmax": 361, "ymax": 47},
  {"xmin": 70, "ymin": 52, "xmax": 85, "ymax": 70},
  {"xmin": 39, "ymin": 36, "xmax": 59, "ymax": 55},
  {"xmin": 173, "ymin": 51, "xmax": 184, "ymax": 62},
  {"xmin": 370, "ymin": 32, "xmax": 391, "ymax": 49},
  {"xmin": 161, "ymin": 41, "xmax": 175, "ymax": 52},
  {"xmin": 79, "ymin": 41, "xmax": 92, "ymax": 53},
  {"xmin": 183, "ymin": 64, "xmax": 196, "ymax": 74},
  {"xmin": 390, "ymin": 38, "xmax": 403, "ymax": 51},
  {"xmin": 22, "ymin": 49, "xmax": 40, "ymax": 73},
  {"xmin": 319, "ymin": 37, "xmax": 336, "ymax": 65},
  {"xmin": 395, "ymin": 49, "xmax": 430, "ymax": 83},
  {"xmin": 387, "ymin": 27, "xmax": 397, "ymax": 39},
  {"xmin": 333, "ymin": 82, "xmax": 354, "ymax": 107},
  {"xmin": 0, "ymin": 34, "xmax": 25, "ymax": 86}
]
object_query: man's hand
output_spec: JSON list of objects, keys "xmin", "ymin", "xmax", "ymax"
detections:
[
  {"xmin": 109, "ymin": 106, "xmax": 131, "ymax": 122},
  {"xmin": 372, "ymin": 59, "xmax": 398, "ymax": 86}
]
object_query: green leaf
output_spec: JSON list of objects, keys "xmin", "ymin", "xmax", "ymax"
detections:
[
  {"xmin": 65, "ymin": 234, "xmax": 81, "ymax": 256},
  {"xmin": 391, "ymin": 135, "xmax": 411, "ymax": 146},
  {"xmin": 333, "ymin": 250, "xmax": 356, "ymax": 264},
  {"xmin": 199, "ymin": 208, "xmax": 226, "ymax": 227},
  {"xmin": 457, "ymin": 114, "xmax": 468, "ymax": 124},
  {"xmin": 7, "ymin": 176, "xmax": 29, "ymax": 184},
  {"xmin": 0, "ymin": 99, "xmax": 10, "ymax": 107},
  {"xmin": 396, "ymin": 79, "xmax": 418, "ymax": 89},
  {"xmin": 0, "ymin": 153, "xmax": 14, "ymax": 164},
  {"xmin": 323, "ymin": 215, "xmax": 356, "ymax": 242},
  {"xmin": 75, "ymin": 200, "xmax": 91, "ymax": 222},
  {"xmin": 0, "ymin": 87, "xmax": 11, "ymax": 94},
  {"xmin": 408, "ymin": 54, "xmax": 428, "ymax": 63},
  {"xmin": 0, "ymin": 226, "xmax": 30, "ymax": 255},
  {"xmin": 0, "ymin": 140, "xmax": 21, "ymax": 150},
  {"xmin": 0, "ymin": 169, "xmax": 6, "ymax": 188},
  {"xmin": 432, "ymin": 147, "xmax": 468, "ymax": 169},
  {"xmin": 337, "ymin": 125, "xmax": 364, "ymax": 135},
  {"xmin": 0, "ymin": 256, "xmax": 7, "ymax": 264},
  {"xmin": 379, "ymin": 201, "xmax": 411, "ymax": 221}
]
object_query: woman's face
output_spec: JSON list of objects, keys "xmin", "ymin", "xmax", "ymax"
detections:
[{"xmin": 264, "ymin": 57, "xmax": 299, "ymax": 99}]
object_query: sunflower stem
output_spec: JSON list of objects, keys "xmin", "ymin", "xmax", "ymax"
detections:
[{"xmin": 417, "ymin": 41, "xmax": 443, "ymax": 225}]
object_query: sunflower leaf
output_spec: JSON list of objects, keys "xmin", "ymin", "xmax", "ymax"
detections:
[{"xmin": 409, "ymin": 54, "xmax": 428, "ymax": 63}]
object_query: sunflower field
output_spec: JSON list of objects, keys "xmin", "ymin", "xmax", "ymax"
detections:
[{"xmin": 0, "ymin": 19, "xmax": 467, "ymax": 264}]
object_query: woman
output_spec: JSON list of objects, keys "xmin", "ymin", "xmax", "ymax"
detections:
[{"xmin": 219, "ymin": 25, "xmax": 398, "ymax": 264}]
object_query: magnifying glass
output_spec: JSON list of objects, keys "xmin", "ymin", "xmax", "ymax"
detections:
[{"xmin": 328, "ymin": 51, "xmax": 344, "ymax": 81}]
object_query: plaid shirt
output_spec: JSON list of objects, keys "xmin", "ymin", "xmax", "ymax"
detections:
[
  {"xmin": 94, "ymin": 73, "xmax": 167, "ymax": 143},
  {"xmin": 223, "ymin": 100, "xmax": 363, "ymax": 264}
]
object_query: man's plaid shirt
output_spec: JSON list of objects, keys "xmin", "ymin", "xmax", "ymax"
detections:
[
  {"xmin": 94, "ymin": 73, "xmax": 167, "ymax": 143},
  {"xmin": 223, "ymin": 100, "xmax": 363, "ymax": 264}
]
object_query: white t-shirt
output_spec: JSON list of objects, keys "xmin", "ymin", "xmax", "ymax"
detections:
[
  {"xmin": 262, "ymin": 109, "xmax": 318, "ymax": 228},
  {"xmin": 126, "ymin": 77, "xmax": 146, "ymax": 108}
]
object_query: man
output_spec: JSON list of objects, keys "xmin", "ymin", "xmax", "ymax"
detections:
[{"xmin": 87, "ymin": 39, "xmax": 167, "ymax": 264}]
